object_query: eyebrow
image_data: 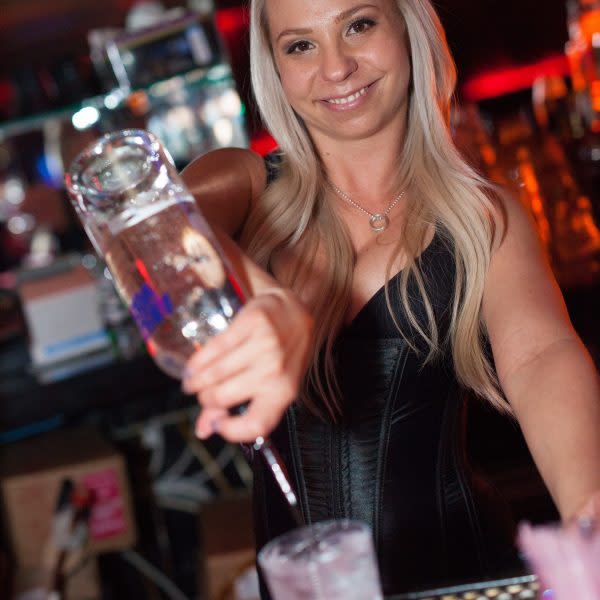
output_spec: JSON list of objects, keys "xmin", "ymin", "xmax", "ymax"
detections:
[{"xmin": 275, "ymin": 3, "xmax": 378, "ymax": 42}]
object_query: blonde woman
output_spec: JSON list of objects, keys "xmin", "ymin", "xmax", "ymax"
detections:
[{"xmin": 181, "ymin": 0, "xmax": 600, "ymax": 594}]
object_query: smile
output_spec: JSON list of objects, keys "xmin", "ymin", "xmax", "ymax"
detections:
[{"xmin": 325, "ymin": 84, "xmax": 372, "ymax": 105}]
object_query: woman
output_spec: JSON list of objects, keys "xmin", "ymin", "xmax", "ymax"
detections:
[{"xmin": 181, "ymin": 0, "xmax": 600, "ymax": 594}]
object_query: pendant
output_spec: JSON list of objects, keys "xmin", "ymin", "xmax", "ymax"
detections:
[{"xmin": 369, "ymin": 213, "xmax": 389, "ymax": 233}]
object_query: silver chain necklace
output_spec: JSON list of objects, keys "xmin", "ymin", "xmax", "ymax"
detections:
[{"xmin": 330, "ymin": 183, "xmax": 405, "ymax": 233}]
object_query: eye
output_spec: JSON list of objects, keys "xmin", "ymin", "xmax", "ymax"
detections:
[
  {"xmin": 347, "ymin": 17, "xmax": 376, "ymax": 35},
  {"xmin": 285, "ymin": 40, "xmax": 314, "ymax": 55}
]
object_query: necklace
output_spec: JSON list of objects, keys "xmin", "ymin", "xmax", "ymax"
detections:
[{"xmin": 330, "ymin": 183, "xmax": 405, "ymax": 233}]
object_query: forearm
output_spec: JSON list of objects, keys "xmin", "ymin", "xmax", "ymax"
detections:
[{"xmin": 502, "ymin": 337, "xmax": 600, "ymax": 520}]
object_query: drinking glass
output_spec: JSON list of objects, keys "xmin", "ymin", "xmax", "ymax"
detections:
[
  {"xmin": 258, "ymin": 519, "xmax": 383, "ymax": 600},
  {"xmin": 65, "ymin": 129, "xmax": 301, "ymax": 520},
  {"xmin": 65, "ymin": 128, "xmax": 245, "ymax": 378}
]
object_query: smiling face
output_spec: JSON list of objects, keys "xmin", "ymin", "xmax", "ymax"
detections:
[{"xmin": 264, "ymin": 0, "xmax": 411, "ymax": 146}]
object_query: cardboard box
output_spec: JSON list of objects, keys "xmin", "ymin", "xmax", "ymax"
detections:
[
  {"xmin": 198, "ymin": 493, "xmax": 256, "ymax": 600},
  {"xmin": 14, "ymin": 558, "xmax": 101, "ymax": 600},
  {"xmin": 0, "ymin": 427, "xmax": 136, "ymax": 571}
]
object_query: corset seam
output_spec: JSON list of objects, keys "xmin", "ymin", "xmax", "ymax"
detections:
[
  {"xmin": 341, "ymin": 427, "xmax": 352, "ymax": 517},
  {"xmin": 253, "ymin": 451, "xmax": 272, "ymax": 544},
  {"xmin": 435, "ymin": 396, "xmax": 449, "ymax": 578},
  {"xmin": 375, "ymin": 341, "xmax": 409, "ymax": 558},
  {"xmin": 330, "ymin": 421, "xmax": 341, "ymax": 519},
  {"xmin": 285, "ymin": 407, "xmax": 312, "ymax": 524},
  {"xmin": 451, "ymin": 394, "xmax": 488, "ymax": 572},
  {"xmin": 437, "ymin": 388, "xmax": 488, "ymax": 574}
]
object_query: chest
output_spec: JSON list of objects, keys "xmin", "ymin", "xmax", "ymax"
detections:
[
  {"xmin": 273, "ymin": 222, "xmax": 436, "ymax": 324},
  {"xmin": 275, "ymin": 228, "xmax": 407, "ymax": 320}
]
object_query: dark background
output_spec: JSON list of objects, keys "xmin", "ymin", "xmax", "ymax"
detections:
[
  {"xmin": 438, "ymin": 0, "xmax": 568, "ymax": 79},
  {"xmin": 0, "ymin": 0, "xmax": 569, "ymax": 88}
]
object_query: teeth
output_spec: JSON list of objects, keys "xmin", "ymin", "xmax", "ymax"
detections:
[{"xmin": 326, "ymin": 85, "xmax": 369, "ymax": 105}]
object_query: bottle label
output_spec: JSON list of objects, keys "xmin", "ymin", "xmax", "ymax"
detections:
[{"xmin": 130, "ymin": 283, "xmax": 173, "ymax": 340}]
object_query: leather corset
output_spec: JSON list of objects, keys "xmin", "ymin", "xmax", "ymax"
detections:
[{"xmin": 252, "ymin": 233, "xmax": 519, "ymax": 596}]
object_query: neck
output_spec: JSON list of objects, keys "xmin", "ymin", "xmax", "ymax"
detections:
[{"xmin": 314, "ymin": 125, "xmax": 407, "ymax": 203}]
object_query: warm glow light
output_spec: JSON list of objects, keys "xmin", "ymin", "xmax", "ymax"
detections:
[
  {"xmin": 462, "ymin": 55, "xmax": 570, "ymax": 103},
  {"xmin": 591, "ymin": 81, "xmax": 600, "ymax": 112},
  {"xmin": 580, "ymin": 9, "xmax": 600, "ymax": 43},
  {"xmin": 565, "ymin": 40, "xmax": 587, "ymax": 93}
]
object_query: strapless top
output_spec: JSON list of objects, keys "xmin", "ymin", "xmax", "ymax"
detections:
[{"xmin": 252, "ymin": 223, "xmax": 519, "ymax": 597}]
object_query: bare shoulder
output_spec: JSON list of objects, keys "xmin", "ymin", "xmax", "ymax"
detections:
[
  {"xmin": 483, "ymin": 188, "xmax": 576, "ymax": 383},
  {"xmin": 488, "ymin": 190, "xmax": 556, "ymax": 285},
  {"xmin": 181, "ymin": 148, "xmax": 267, "ymax": 236},
  {"xmin": 182, "ymin": 147, "xmax": 267, "ymax": 200}
]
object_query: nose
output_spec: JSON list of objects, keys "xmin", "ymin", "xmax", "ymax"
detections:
[{"xmin": 320, "ymin": 41, "xmax": 358, "ymax": 82}]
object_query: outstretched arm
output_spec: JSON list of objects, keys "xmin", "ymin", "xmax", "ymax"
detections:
[
  {"xmin": 483, "ymin": 193, "xmax": 600, "ymax": 522},
  {"xmin": 180, "ymin": 148, "xmax": 314, "ymax": 443}
]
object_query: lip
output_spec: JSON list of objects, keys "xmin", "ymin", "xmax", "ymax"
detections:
[{"xmin": 319, "ymin": 81, "xmax": 377, "ymax": 111}]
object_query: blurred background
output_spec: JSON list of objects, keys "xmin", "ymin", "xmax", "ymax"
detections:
[{"xmin": 1, "ymin": 0, "xmax": 600, "ymax": 599}]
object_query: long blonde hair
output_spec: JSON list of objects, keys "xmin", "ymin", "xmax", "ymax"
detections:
[{"xmin": 241, "ymin": 0, "xmax": 509, "ymax": 418}]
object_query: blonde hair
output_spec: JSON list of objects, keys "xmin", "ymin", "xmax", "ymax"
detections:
[{"xmin": 241, "ymin": 0, "xmax": 509, "ymax": 418}]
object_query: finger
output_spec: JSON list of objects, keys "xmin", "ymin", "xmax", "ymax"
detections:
[
  {"xmin": 184, "ymin": 336, "xmax": 290, "ymax": 399},
  {"xmin": 195, "ymin": 406, "xmax": 227, "ymax": 439},
  {"xmin": 183, "ymin": 335, "xmax": 274, "ymax": 393},
  {"xmin": 185, "ymin": 334, "xmax": 245, "ymax": 376},
  {"xmin": 199, "ymin": 365, "xmax": 296, "ymax": 410},
  {"xmin": 215, "ymin": 396, "xmax": 286, "ymax": 443}
]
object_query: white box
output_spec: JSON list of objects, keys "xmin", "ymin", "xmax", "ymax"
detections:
[{"xmin": 19, "ymin": 265, "xmax": 111, "ymax": 366}]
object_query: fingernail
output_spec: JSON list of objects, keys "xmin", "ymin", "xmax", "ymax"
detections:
[
  {"xmin": 195, "ymin": 421, "xmax": 209, "ymax": 440},
  {"xmin": 578, "ymin": 516, "xmax": 596, "ymax": 538}
]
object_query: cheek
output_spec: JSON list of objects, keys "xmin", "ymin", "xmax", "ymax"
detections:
[
  {"xmin": 376, "ymin": 38, "xmax": 410, "ymax": 73},
  {"xmin": 279, "ymin": 67, "xmax": 312, "ymax": 102}
]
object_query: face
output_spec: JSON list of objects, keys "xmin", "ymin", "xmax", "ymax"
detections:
[{"xmin": 265, "ymin": 0, "xmax": 411, "ymax": 145}]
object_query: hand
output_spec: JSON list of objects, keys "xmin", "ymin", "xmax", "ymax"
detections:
[{"xmin": 182, "ymin": 288, "xmax": 314, "ymax": 443}]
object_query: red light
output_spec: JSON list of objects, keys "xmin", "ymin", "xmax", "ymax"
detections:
[
  {"xmin": 146, "ymin": 338, "xmax": 157, "ymax": 357},
  {"xmin": 215, "ymin": 7, "xmax": 248, "ymax": 38},
  {"xmin": 250, "ymin": 131, "xmax": 279, "ymax": 156},
  {"xmin": 462, "ymin": 55, "xmax": 570, "ymax": 102},
  {"xmin": 135, "ymin": 258, "xmax": 152, "ymax": 285}
]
